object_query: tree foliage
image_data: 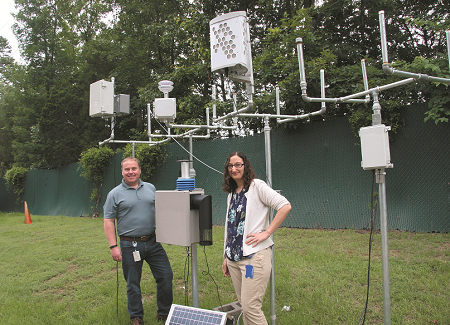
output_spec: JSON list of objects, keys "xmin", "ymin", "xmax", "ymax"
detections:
[
  {"xmin": 7, "ymin": 0, "xmax": 112, "ymax": 171},
  {"xmin": 79, "ymin": 146, "xmax": 114, "ymax": 214},
  {"xmin": 122, "ymin": 143, "xmax": 168, "ymax": 182},
  {"xmin": 4, "ymin": 166, "xmax": 28, "ymax": 202},
  {"xmin": 0, "ymin": 0, "xmax": 448, "ymax": 175}
]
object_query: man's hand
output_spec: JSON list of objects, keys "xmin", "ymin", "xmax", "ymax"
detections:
[
  {"xmin": 111, "ymin": 246, "xmax": 122, "ymax": 262},
  {"xmin": 104, "ymin": 218, "xmax": 121, "ymax": 261}
]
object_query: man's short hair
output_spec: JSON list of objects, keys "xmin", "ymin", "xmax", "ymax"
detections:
[{"xmin": 121, "ymin": 157, "xmax": 140, "ymax": 169}]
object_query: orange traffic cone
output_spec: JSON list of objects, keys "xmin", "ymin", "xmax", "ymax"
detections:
[{"xmin": 24, "ymin": 201, "xmax": 32, "ymax": 224}]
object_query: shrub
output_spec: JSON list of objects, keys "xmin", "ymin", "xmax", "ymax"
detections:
[
  {"xmin": 122, "ymin": 143, "xmax": 167, "ymax": 182},
  {"xmin": 79, "ymin": 146, "xmax": 114, "ymax": 215},
  {"xmin": 4, "ymin": 166, "xmax": 28, "ymax": 202}
]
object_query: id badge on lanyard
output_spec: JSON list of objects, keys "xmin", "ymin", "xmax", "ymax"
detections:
[
  {"xmin": 245, "ymin": 254, "xmax": 253, "ymax": 278},
  {"xmin": 132, "ymin": 241, "xmax": 141, "ymax": 262}
]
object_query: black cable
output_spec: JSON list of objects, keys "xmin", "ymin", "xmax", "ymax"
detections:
[
  {"xmin": 152, "ymin": 117, "xmax": 223, "ymax": 175},
  {"xmin": 358, "ymin": 170, "xmax": 378, "ymax": 325},
  {"xmin": 113, "ymin": 124, "xmax": 117, "ymax": 186},
  {"xmin": 184, "ymin": 247, "xmax": 191, "ymax": 306},
  {"xmin": 115, "ymin": 222, "xmax": 120, "ymax": 318},
  {"xmin": 116, "ymin": 260, "xmax": 119, "ymax": 317},
  {"xmin": 201, "ymin": 246, "xmax": 224, "ymax": 309},
  {"xmin": 113, "ymin": 126, "xmax": 119, "ymax": 318}
]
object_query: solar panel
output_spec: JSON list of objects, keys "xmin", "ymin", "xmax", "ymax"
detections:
[{"xmin": 165, "ymin": 304, "xmax": 228, "ymax": 325}]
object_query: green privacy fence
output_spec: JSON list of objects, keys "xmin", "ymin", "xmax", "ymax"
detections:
[{"xmin": 1, "ymin": 103, "xmax": 449, "ymax": 232}]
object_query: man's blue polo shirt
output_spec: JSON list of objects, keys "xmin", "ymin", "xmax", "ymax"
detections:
[{"xmin": 103, "ymin": 179, "xmax": 156, "ymax": 237}]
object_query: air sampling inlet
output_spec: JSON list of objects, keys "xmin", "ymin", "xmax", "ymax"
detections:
[
  {"xmin": 177, "ymin": 159, "xmax": 195, "ymax": 191},
  {"xmin": 190, "ymin": 194, "xmax": 213, "ymax": 246}
]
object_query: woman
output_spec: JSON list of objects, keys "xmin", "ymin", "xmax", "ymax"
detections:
[{"xmin": 222, "ymin": 151, "xmax": 291, "ymax": 325}]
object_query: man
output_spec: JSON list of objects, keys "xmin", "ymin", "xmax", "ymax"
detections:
[{"xmin": 103, "ymin": 157, "xmax": 173, "ymax": 325}]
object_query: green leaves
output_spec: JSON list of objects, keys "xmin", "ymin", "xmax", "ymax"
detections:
[
  {"xmin": 122, "ymin": 143, "xmax": 167, "ymax": 182},
  {"xmin": 4, "ymin": 166, "xmax": 28, "ymax": 201},
  {"xmin": 2, "ymin": 0, "xmax": 450, "ymax": 176},
  {"xmin": 79, "ymin": 146, "xmax": 114, "ymax": 184},
  {"xmin": 395, "ymin": 56, "xmax": 450, "ymax": 124},
  {"xmin": 79, "ymin": 146, "xmax": 114, "ymax": 213}
]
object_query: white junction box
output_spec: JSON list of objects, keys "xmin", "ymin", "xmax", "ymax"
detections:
[
  {"xmin": 89, "ymin": 79, "xmax": 114, "ymax": 117},
  {"xmin": 153, "ymin": 98, "xmax": 176, "ymax": 123},
  {"xmin": 359, "ymin": 124, "xmax": 394, "ymax": 170},
  {"xmin": 210, "ymin": 11, "xmax": 251, "ymax": 75},
  {"xmin": 155, "ymin": 189, "xmax": 204, "ymax": 246}
]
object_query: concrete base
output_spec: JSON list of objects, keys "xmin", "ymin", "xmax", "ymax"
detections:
[{"xmin": 214, "ymin": 301, "xmax": 242, "ymax": 325}]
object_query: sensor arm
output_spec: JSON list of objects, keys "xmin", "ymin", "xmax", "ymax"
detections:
[{"xmin": 379, "ymin": 10, "xmax": 450, "ymax": 84}]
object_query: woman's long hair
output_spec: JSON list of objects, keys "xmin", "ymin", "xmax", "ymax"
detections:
[{"xmin": 222, "ymin": 151, "xmax": 257, "ymax": 193}]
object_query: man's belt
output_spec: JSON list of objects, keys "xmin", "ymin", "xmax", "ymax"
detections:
[{"xmin": 120, "ymin": 233, "xmax": 156, "ymax": 242}]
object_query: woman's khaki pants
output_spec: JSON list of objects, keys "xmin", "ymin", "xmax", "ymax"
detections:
[{"xmin": 227, "ymin": 247, "xmax": 272, "ymax": 325}]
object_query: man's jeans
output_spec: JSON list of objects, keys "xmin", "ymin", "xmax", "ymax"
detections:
[{"xmin": 120, "ymin": 237, "xmax": 173, "ymax": 318}]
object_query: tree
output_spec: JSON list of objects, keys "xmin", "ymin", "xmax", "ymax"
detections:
[
  {"xmin": 79, "ymin": 146, "xmax": 114, "ymax": 215},
  {"xmin": 38, "ymin": 75, "xmax": 112, "ymax": 168},
  {"xmin": 2, "ymin": 0, "xmax": 449, "ymax": 176},
  {"xmin": 106, "ymin": 0, "xmax": 211, "ymax": 137},
  {"xmin": 4, "ymin": 166, "xmax": 28, "ymax": 202},
  {"xmin": 252, "ymin": 0, "xmax": 450, "ymax": 133},
  {"xmin": 10, "ymin": 0, "xmax": 114, "ymax": 169},
  {"xmin": 122, "ymin": 143, "xmax": 167, "ymax": 182},
  {"xmin": 312, "ymin": 0, "xmax": 450, "ymax": 127},
  {"xmin": 0, "ymin": 37, "xmax": 18, "ymax": 176}
]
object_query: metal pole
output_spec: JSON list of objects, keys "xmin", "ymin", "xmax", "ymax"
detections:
[
  {"xmin": 233, "ymin": 93, "xmax": 238, "ymax": 131},
  {"xmin": 147, "ymin": 103, "xmax": 152, "ymax": 142},
  {"xmin": 377, "ymin": 169, "xmax": 392, "ymax": 325},
  {"xmin": 371, "ymin": 91, "xmax": 391, "ymax": 325},
  {"xmin": 446, "ymin": 31, "xmax": 450, "ymax": 75},
  {"xmin": 320, "ymin": 69, "xmax": 326, "ymax": 111},
  {"xmin": 212, "ymin": 85, "xmax": 217, "ymax": 120},
  {"xmin": 361, "ymin": 60, "xmax": 371, "ymax": 102},
  {"xmin": 191, "ymin": 243, "xmax": 199, "ymax": 307},
  {"xmin": 276, "ymin": 86, "xmax": 280, "ymax": 124},
  {"xmin": 296, "ymin": 38, "xmax": 307, "ymax": 95},
  {"xmin": 379, "ymin": 11, "xmax": 389, "ymax": 64},
  {"xmin": 189, "ymin": 133, "xmax": 194, "ymax": 180},
  {"xmin": 132, "ymin": 142, "xmax": 135, "ymax": 157},
  {"xmin": 264, "ymin": 116, "xmax": 276, "ymax": 325},
  {"xmin": 189, "ymin": 134, "xmax": 199, "ymax": 308}
]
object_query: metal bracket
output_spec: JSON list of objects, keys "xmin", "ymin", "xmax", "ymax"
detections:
[{"xmin": 376, "ymin": 169, "xmax": 386, "ymax": 184}]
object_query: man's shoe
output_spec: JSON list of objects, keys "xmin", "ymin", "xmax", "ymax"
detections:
[
  {"xmin": 131, "ymin": 316, "xmax": 144, "ymax": 325},
  {"xmin": 157, "ymin": 314, "xmax": 168, "ymax": 322}
]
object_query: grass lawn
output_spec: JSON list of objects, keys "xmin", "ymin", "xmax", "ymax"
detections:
[{"xmin": 0, "ymin": 212, "xmax": 448, "ymax": 324}]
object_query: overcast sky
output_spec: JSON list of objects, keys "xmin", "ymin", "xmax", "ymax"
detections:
[{"xmin": 0, "ymin": 0, "xmax": 21, "ymax": 62}]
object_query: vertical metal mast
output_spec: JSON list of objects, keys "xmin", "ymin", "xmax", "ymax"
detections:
[
  {"xmin": 263, "ymin": 115, "xmax": 276, "ymax": 325},
  {"xmin": 372, "ymin": 90, "xmax": 391, "ymax": 325}
]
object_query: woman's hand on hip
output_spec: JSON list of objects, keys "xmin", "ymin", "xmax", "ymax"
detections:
[
  {"xmin": 222, "ymin": 258, "xmax": 230, "ymax": 277},
  {"xmin": 246, "ymin": 231, "xmax": 270, "ymax": 247}
]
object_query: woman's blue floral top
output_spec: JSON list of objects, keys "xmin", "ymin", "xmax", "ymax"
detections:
[{"xmin": 225, "ymin": 189, "xmax": 248, "ymax": 261}]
